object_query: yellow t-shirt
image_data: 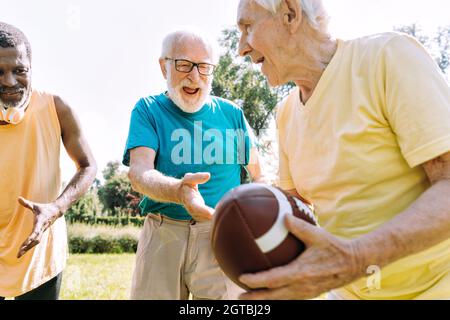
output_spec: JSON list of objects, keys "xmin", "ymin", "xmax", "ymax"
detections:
[
  {"xmin": 0, "ymin": 90, "xmax": 68, "ymax": 297},
  {"xmin": 276, "ymin": 33, "xmax": 450, "ymax": 300}
]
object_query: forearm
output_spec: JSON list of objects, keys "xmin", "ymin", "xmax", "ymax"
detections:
[
  {"xmin": 129, "ymin": 168, "xmax": 182, "ymax": 205},
  {"xmin": 54, "ymin": 164, "xmax": 97, "ymax": 214},
  {"xmin": 352, "ymin": 180, "xmax": 450, "ymax": 273}
]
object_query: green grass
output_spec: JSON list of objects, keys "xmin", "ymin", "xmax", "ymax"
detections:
[{"xmin": 61, "ymin": 254, "xmax": 135, "ymax": 300}]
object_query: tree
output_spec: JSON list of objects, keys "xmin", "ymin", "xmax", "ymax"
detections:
[
  {"xmin": 102, "ymin": 161, "xmax": 120, "ymax": 181},
  {"xmin": 434, "ymin": 26, "xmax": 450, "ymax": 75},
  {"xmin": 97, "ymin": 161, "xmax": 141, "ymax": 217},
  {"xmin": 65, "ymin": 186, "xmax": 101, "ymax": 223},
  {"xmin": 212, "ymin": 27, "xmax": 295, "ymax": 137},
  {"xmin": 394, "ymin": 23, "xmax": 450, "ymax": 77}
]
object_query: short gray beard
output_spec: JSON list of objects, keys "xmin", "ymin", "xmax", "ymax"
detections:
[
  {"xmin": 0, "ymin": 86, "xmax": 32, "ymax": 111},
  {"xmin": 166, "ymin": 72, "xmax": 211, "ymax": 113}
]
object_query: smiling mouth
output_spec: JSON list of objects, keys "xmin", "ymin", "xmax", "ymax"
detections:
[
  {"xmin": 0, "ymin": 90, "xmax": 23, "ymax": 95},
  {"xmin": 183, "ymin": 87, "xmax": 200, "ymax": 95},
  {"xmin": 0, "ymin": 91, "xmax": 23, "ymax": 100}
]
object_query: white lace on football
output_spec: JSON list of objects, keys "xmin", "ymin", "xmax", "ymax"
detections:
[{"xmin": 254, "ymin": 184, "xmax": 293, "ymax": 254}]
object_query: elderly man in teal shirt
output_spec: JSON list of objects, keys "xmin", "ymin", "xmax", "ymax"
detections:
[{"xmin": 123, "ymin": 28, "xmax": 264, "ymax": 300}]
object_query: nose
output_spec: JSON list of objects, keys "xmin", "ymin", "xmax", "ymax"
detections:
[
  {"xmin": 238, "ymin": 34, "xmax": 252, "ymax": 57},
  {"xmin": 0, "ymin": 71, "xmax": 18, "ymax": 87},
  {"xmin": 187, "ymin": 66, "xmax": 201, "ymax": 82}
]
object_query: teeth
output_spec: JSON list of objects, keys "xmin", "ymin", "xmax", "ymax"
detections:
[{"xmin": 184, "ymin": 88, "xmax": 199, "ymax": 93}]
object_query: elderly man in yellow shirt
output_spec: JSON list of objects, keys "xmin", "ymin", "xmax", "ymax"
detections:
[
  {"xmin": 236, "ymin": 0, "xmax": 450, "ymax": 300},
  {"xmin": 0, "ymin": 22, "xmax": 97, "ymax": 300}
]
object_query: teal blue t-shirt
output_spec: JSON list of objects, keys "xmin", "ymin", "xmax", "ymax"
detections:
[{"xmin": 123, "ymin": 93, "xmax": 254, "ymax": 220}]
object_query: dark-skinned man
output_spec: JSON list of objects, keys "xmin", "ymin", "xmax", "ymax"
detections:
[{"xmin": 0, "ymin": 22, "xmax": 97, "ymax": 300}]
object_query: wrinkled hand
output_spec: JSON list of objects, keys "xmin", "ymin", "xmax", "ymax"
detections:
[
  {"xmin": 179, "ymin": 172, "xmax": 215, "ymax": 222},
  {"xmin": 17, "ymin": 197, "xmax": 62, "ymax": 259},
  {"xmin": 239, "ymin": 215, "xmax": 365, "ymax": 300}
]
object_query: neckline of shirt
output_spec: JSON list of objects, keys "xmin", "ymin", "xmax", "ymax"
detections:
[
  {"xmin": 0, "ymin": 89, "xmax": 37, "ymax": 130},
  {"xmin": 296, "ymin": 39, "xmax": 345, "ymax": 114},
  {"xmin": 159, "ymin": 92, "xmax": 211, "ymax": 118}
]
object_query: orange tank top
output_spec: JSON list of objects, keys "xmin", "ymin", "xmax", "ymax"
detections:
[{"xmin": 0, "ymin": 89, "xmax": 67, "ymax": 297}]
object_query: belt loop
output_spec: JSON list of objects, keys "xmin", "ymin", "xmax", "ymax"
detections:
[{"xmin": 158, "ymin": 213, "xmax": 164, "ymax": 226}]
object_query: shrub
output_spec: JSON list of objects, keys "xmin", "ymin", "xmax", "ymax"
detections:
[
  {"xmin": 69, "ymin": 236, "xmax": 91, "ymax": 254},
  {"xmin": 67, "ymin": 216, "xmax": 146, "ymax": 227},
  {"xmin": 68, "ymin": 223, "xmax": 141, "ymax": 254},
  {"xmin": 117, "ymin": 236, "xmax": 138, "ymax": 253},
  {"xmin": 93, "ymin": 216, "xmax": 145, "ymax": 227}
]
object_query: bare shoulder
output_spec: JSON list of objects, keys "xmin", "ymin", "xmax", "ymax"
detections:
[
  {"xmin": 52, "ymin": 95, "xmax": 81, "ymax": 137},
  {"xmin": 423, "ymin": 151, "xmax": 450, "ymax": 184},
  {"xmin": 53, "ymin": 95, "xmax": 74, "ymax": 119}
]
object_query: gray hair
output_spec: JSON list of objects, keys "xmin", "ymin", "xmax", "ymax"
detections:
[
  {"xmin": 160, "ymin": 27, "xmax": 219, "ymax": 64},
  {"xmin": 0, "ymin": 21, "xmax": 32, "ymax": 60},
  {"xmin": 254, "ymin": 0, "xmax": 328, "ymax": 30}
]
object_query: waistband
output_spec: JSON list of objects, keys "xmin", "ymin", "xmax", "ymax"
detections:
[{"xmin": 148, "ymin": 213, "xmax": 211, "ymax": 229}]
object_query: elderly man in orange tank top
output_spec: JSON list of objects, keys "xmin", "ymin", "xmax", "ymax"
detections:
[{"xmin": 0, "ymin": 22, "xmax": 97, "ymax": 300}]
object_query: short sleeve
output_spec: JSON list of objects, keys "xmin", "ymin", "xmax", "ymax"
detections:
[
  {"xmin": 122, "ymin": 99, "xmax": 159, "ymax": 166},
  {"xmin": 382, "ymin": 34, "xmax": 450, "ymax": 167},
  {"xmin": 236, "ymin": 110, "xmax": 256, "ymax": 166},
  {"xmin": 244, "ymin": 116, "xmax": 257, "ymax": 149}
]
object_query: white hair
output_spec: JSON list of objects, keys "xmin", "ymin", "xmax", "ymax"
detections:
[
  {"xmin": 160, "ymin": 27, "xmax": 219, "ymax": 64},
  {"xmin": 254, "ymin": 0, "xmax": 328, "ymax": 30}
]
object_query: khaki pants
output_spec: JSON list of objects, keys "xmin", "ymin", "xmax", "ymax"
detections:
[{"xmin": 130, "ymin": 214, "xmax": 244, "ymax": 300}]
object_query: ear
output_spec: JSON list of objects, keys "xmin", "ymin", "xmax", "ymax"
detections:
[
  {"xmin": 159, "ymin": 58, "xmax": 168, "ymax": 79},
  {"xmin": 280, "ymin": 0, "xmax": 302, "ymax": 34}
]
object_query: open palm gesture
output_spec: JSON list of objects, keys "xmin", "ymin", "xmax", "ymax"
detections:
[{"xmin": 17, "ymin": 197, "xmax": 62, "ymax": 259}]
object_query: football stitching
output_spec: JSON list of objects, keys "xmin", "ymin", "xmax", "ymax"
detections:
[
  {"xmin": 288, "ymin": 195, "xmax": 317, "ymax": 226},
  {"xmin": 211, "ymin": 197, "xmax": 236, "ymax": 246}
]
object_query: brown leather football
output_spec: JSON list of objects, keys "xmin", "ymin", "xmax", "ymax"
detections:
[{"xmin": 211, "ymin": 183, "xmax": 318, "ymax": 291}]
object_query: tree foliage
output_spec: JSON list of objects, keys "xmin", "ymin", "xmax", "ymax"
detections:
[
  {"xmin": 97, "ymin": 161, "xmax": 141, "ymax": 217},
  {"xmin": 394, "ymin": 23, "xmax": 450, "ymax": 77},
  {"xmin": 65, "ymin": 186, "xmax": 101, "ymax": 223}
]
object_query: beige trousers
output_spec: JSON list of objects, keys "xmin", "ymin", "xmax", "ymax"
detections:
[{"xmin": 130, "ymin": 214, "xmax": 244, "ymax": 300}]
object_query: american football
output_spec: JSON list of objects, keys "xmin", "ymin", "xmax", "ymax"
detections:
[{"xmin": 211, "ymin": 183, "xmax": 318, "ymax": 290}]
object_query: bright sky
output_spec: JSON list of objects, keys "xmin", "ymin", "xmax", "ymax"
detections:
[{"xmin": 1, "ymin": 0, "xmax": 449, "ymax": 183}]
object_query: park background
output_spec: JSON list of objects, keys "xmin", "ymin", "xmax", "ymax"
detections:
[{"xmin": 1, "ymin": 0, "xmax": 449, "ymax": 299}]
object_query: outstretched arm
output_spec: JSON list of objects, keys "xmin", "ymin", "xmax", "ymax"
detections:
[{"xmin": 128, "ymin": 147, "xmax": 214, "ymax": 222}]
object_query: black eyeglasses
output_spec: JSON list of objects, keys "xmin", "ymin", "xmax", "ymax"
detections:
[{"xmin": 165, "ymin": 58, "xmax": 216, "ymax": 76}]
